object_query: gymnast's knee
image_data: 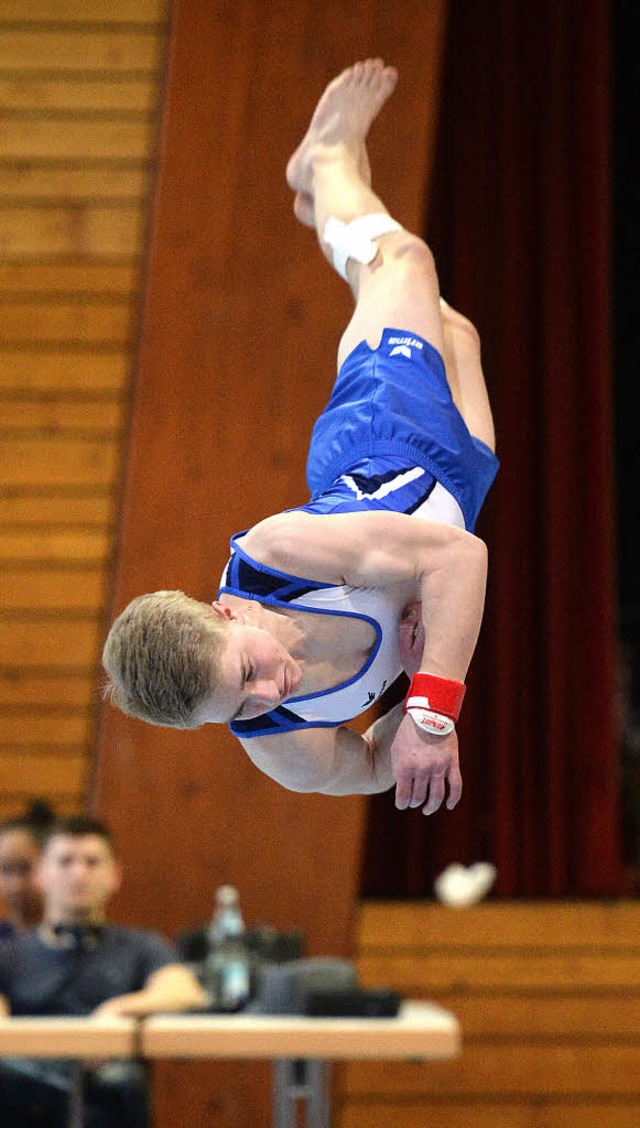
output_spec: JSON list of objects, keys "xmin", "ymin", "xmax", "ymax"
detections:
[
  {"xmin": 440, "ymin": 299, "xmax": 482, "ymax": 351},
  {"xmin": 382, "ymin": 231, "xmax": 438, "ymax": 282}
]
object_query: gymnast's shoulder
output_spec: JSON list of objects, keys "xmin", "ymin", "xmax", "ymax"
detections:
[{"xmin": 241, "ymin": 508, "xmax": 484, "ymax": 583}]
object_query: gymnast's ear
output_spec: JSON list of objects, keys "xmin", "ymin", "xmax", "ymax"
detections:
[{"xmin": 211, "ymin": 600, "xmax": 241, "ymax": 623}]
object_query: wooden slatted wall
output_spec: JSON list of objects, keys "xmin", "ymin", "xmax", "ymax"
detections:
[
  {"xmin": 340, "ymin": 901, "xmax": 640, "ymax": 1128},
  {"xmin": 0, "ymin": 0, "xmax": 169, "ymax": 821}
]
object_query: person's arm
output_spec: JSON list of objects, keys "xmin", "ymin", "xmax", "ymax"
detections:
[
  {"xmin": 92, "ymin": 963, "xmax": 207, "ymax": 1019},
  {"xmin": 243, "ymin": 510, "xmax": 488, "ymax": 813},
  {"xmin": 0, "ymin": 993, "xmax": 9, "ymax": 1017},
  {"xmin": 245, "ymin": 509, "xmax": 486, "ymax": 678},
  {"xmin": 239, "ymin": 705, "xmax": 403, "ymax": 797}
]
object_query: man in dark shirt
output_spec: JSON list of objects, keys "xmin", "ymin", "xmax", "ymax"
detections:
[{"xmin": 0, "ymin": 814, "xmax": 205, "ymax": 1126}]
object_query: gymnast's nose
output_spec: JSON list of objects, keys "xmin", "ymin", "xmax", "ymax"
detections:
[{"xmin": 249, "ymin": 679, "xmax": 281, "ymax": 710}]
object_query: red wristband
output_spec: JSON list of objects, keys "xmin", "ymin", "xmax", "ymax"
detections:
[{"xmin": 403, "ymin": 673, "xmax": 466, "ymax": 722}]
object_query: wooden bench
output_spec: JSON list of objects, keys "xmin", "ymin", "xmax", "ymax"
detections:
[{"xmin": 339, "ymin": 899, "xmax": 640, "ymax": 1128}]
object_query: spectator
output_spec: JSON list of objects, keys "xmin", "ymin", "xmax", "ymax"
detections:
[
  {"xmin": 0, "ymin": 814, "xmax": 206, "ymax": 1126},
  {"xmin": 0, "ymin": 800, "xmax": 55, "ymax": 941}
]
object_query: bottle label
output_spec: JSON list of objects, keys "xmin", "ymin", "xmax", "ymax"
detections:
[{"xmin": 222, "ymin": 960, "xmax": 250, "ymax": 1008}]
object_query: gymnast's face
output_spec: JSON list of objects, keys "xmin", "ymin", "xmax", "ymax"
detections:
[{"xmin": 196, "ymin": 607, "xmax": 303, "ymax": 725}]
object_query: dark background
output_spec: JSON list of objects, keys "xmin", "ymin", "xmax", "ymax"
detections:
[
  {"xmin": 615, "ymin": 0, "xmax": 640, "ymax": 876},
  {"xmin": 614, "ymin": 0, "xmax": 640, "ymax": 673}
]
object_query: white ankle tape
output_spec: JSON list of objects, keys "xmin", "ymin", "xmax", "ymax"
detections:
[{"xmin": 323, "ymin": 213, "xmax": 403, "ymax": 281}]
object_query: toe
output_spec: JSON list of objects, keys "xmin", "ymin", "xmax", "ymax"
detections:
[
  {"xmin": 285, "ymin": 153, "xmax": 298, "ymax": 190},
  {"xmin": 293, "ymin": 192, "xmax": 315, "ymax": 227},
  {"xmin": 362, "ymin": 59, "xmax": 375, "ymax": 83}
]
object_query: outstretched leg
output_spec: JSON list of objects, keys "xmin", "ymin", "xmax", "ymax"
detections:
[{"xmin": 287, "ymin": 59, "xmax": 495, "ymax": 453}]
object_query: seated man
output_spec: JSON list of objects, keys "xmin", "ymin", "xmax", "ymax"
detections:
[
  {"xmin": 102, "ymin": 59, "xmax": 498, "ymax": 817},
  {"xmin": 0, "ymin": 814, "xmax": 206, "ymax": 1127}
]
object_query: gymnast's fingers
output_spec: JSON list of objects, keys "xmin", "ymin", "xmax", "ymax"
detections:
[
  {"xmin": 446, "ymin": 762, "xmax": 463, "ymax": 810},
  {"xmin": 409, "ymin": 769, "xmax": 431, "ymax": 809},
  {"xmin": 422, "ymin": 772, "xmax": 446, "ymax": 816},
  {"xmin": 394, "ymin": 768, "xmax": 414, "ymax": 810}
]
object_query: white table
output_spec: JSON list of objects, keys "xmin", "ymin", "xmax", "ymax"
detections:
[
  {"xmin": 0, "ymin": 1016, "xmax": 136, "ymax": 1127},
  {"xmin": 142, "ymin": 1001, "xmax": 460, "ymax": 1128},
  {"xmin": 0, "ymin": 1004, "xmax": 460, "ymax": 1127},
  {"xmin": 0, "ymin": 1016, "xmax": 136, "ymax": 1059}
]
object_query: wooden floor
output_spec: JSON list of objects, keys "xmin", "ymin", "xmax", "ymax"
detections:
[{"xmin": 337, "ymin": 900, "xmax": 640, "ymax": 1128}]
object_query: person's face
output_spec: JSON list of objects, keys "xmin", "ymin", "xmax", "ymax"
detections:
[
  {"xmin": 0, "ymin": 828, "xmax": 42, "ymax": 919},
  {"xmin": 197, "ymin": 606, "xmax": 303, "ymax": 724},
  {"xmin": 36, "ymin": 834, "xmax": 122, "ymax": 923}
]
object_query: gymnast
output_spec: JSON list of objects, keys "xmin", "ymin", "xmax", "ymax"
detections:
[{"xmin": 102, "ymin": 59, "xmax": 498, "ymax": 816}]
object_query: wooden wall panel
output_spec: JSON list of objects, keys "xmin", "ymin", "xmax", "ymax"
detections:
[
  {"xmin": 0, "ymin": 122, "xmax": 152, "ymax": 159},
  {"xmin": 338, "ymin": 901, "xmax": 640, "ymax": 1128},
  {"xmin": 0, "ymin": 78, "xmax": 158, "ymax": 113},
  {"xmin": 0, "ymin": 167, "xmax": 149, "ymax": 200},
  {"xmin": 92, "ymin": 2, "xmax": 448, "ymax": 1125},
  {"xmin": 93, "ymin": 0, "xmax": 449, "ymax": 929},
  {"xmin": 1, "ymin": 353, "xmax": 127, "ymax": 391},
  {"xmin": 0, "ymin": 205, "xmax": 143, "ymax": 255},
  {"xmin": 0, "ymin": 30, "xmax": 164, "ymax": 72},
  {"xmin": 0, "ymin": 0, "xmax": 169, "ymax": 823},
  {"xmin": 1, "ymin": 400, "xmax": 122, "ymax": 430},
  {"xmin": 0, "ymin": 263, "xmax": 138, "ymax": 292},
  {"xmin": 0, "ymin": 0, "xmax": 166, "ymax": 18},
  {"xmin": 342, "ymin": 1104, "xmax": 640, "ymax": 1128}
]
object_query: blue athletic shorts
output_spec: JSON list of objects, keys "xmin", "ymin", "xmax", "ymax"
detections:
[{"xmin": 304, "ymin": 327, "xmax": 499, "ymax": 532}]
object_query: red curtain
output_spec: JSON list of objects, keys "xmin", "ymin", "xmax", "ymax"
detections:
[{"xmin": 362, "ymin": 0, "xmax": 622, "ymax": 896}]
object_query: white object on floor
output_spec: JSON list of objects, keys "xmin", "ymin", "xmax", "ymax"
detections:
[{"xmin": 433, "ymin": 862, "xmax": 497, "ymax": 908}]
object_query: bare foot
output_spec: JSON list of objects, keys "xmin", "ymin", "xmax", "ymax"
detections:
[
  {"xmin": 292, "ymin": 145, "xmax": 372, "ymax": 228},
  {"xmin": 293, "ymin": 191, "xmax": 315, "ymax": 227},
  {"xmin": 286, "ymin": 58, "xmax": 397, "ymax": 201}
]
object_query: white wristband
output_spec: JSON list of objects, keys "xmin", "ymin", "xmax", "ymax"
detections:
[{"xmin": 406, "ymin": 704, "xmax": 455, "ymax": 737}]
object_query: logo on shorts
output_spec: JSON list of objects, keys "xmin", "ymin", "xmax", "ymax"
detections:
[
  {"xmin": 390, "ymin": 345, "xmax": 412, "ymax": 358},
  {"xmin": 388, "ymin": 335, "xmax": 424, "ymax": 351}
]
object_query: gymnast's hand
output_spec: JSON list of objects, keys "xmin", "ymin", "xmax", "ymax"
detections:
[{"xmin": 390, "ymin": 713, "xmax": 462, "ymax": 815}]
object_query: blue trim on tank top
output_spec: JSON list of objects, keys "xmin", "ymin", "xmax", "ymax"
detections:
[{"xmin": 219, "ymin": 532, "xmax": 384, "ymax": 710}]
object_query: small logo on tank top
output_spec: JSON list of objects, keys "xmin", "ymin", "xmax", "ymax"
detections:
[{"xmin": 362, "ymin": 680, "xmax": 388, "ymax": 708}]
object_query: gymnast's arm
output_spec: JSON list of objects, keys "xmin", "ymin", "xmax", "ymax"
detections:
[
  {"xmin": 243, "ymin": 509, "xmax": 487, "ymax": 685},
  {"xmin": 242, "ymin": 509, "xmax": 488, "ymax": 813},
  {"xmin": 237, "ymin": 704, "xmax": 403, "ymax": 796}
]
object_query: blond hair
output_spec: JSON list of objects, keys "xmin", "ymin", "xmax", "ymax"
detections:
[{"xmin": 102, "ymin": 590, "xmax": 227, "ymax": 728}]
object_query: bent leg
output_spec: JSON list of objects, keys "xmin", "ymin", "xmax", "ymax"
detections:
[
  {"xmin": 336, "ymin": 230, "xmax": 444, "ymax": 368},
  {"xmin": 440, "ymin": 300, "xmax": 496, "ymax": 452},
  {"xmin": 286, "ymin": 60, "xmax": 444, "ymax": 368},
  {"xmin": 287, "ymin": 61, "xmax": 495, "ymax": 451}
]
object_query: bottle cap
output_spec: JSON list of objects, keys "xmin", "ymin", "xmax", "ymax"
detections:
[{"xmin": 216, "ymin": 884, "xmax": 239, "ymax": 906}]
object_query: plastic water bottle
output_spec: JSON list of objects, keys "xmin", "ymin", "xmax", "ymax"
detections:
[
  {"xmin": 208, "ymin": 885, "xmax": 245, "ymax": 943},
  {"xmin": 203, "ymin": 885, "xmax": 252, "ymax": 1011}
]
